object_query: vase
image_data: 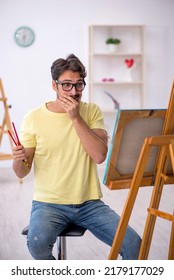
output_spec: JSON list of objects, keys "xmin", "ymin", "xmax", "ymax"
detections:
[{"xmin": 124, "ymin": 68, "xmax": 132, "ymax": 82}]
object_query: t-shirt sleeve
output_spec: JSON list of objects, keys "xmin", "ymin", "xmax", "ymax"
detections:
[
  {"xmin": 88, "ymin": 103, "xmax": 105, "ymax": 130},
  {"xmin": 19, "ymin": 111, "xmax": 36, "ymax": 148}
]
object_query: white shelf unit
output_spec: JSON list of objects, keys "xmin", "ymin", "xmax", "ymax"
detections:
[{"xmin": 88, "ymin": 24, "xmax": 145, "ymax": 144}]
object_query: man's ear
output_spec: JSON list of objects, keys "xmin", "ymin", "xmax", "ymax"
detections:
[{"xmin": 52, "ymin": 80, "xmax": 57, "ymax": 91}]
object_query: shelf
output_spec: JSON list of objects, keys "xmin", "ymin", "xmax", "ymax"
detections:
[
  {"xmin": 93, "ymin": 81, "xmax": 143, "ymax": 85},
  {"xmin": 90, "ymin": 24, "xmax": 144, "ymax": 28},
  {"xmin": 90, "ymin": 52, "xmax": 143, "ymax": 56},
  {"xmin": 88, "ymin": 24, "xmax": 145, "ymax": 136}
]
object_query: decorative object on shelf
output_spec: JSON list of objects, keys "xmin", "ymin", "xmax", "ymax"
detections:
[
  {"xmin": 105, "ymin": 37, "xmax": 121, "ymax": 52},
  {"xmin": 125, "ymin": 59, "xmax": 134, "ymax": 68},
  {"xmin": 102, "ymin": 78, "xmax": 115, "ymax": 82},
  {"xmin": 124, "ymin": 58, "xmax": 135, "ymax": 82},
  {"xmin": 104, "ymin": 91, "xmax": 120, "ymax": 110},
  {"xmin": 14, "ymin": 26, "xmax": 35, "ymax": 47}
]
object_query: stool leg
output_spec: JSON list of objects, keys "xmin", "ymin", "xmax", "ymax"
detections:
[{"xmin": 57, "ymin": 236, "xmax": 67, "ymax": 260}]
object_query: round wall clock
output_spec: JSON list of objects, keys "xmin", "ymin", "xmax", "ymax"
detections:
[{"xmin": 14, "ymin": 26, "xmax": 35, "ymax": 47}]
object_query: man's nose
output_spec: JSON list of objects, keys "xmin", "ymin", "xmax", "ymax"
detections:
[{"xmin": 70, "ymin": 85, "xmax": 77, "ymax": 95}]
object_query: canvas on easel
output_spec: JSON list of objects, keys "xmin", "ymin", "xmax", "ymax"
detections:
[
  {"xmin": 103, "ymin": 81, "xmax": 174, "ymax": 260},
  {"xmin": 103, "ymin": 108, "xmax": 170, "ymax": 190}
]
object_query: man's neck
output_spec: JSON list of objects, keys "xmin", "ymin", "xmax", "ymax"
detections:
[{"xmin": 46, "ymin": 100, "xmax": 66, "ymax": 113}]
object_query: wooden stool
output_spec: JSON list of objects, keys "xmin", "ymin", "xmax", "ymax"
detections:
[{"xmin": 21, "ymin": 224, "xmax": 86, "ymax": 260}]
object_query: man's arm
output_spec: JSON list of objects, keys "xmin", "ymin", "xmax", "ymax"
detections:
[
  {"xmin": 72, "ymin": 117, "xmax": 108, "ymax": 164},
  {"xmin": 58, "ymin": 95, "xmax": 108, "ymax": 163},
  {"xmin": 12, "ymin": 145, "xmax": 35, "ymax": 178}
]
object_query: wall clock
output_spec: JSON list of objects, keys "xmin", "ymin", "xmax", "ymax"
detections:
[{"xmin": 14, "ymin": 26, "xmax": 35, "ymax": 47}]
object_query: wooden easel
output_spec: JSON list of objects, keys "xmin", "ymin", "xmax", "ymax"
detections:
[
  {"xmin": 107, "ymin": 82, "xmax": 174, "ymax": 260},
  {"xmin": 0, "ymin": 78, "xmax": 14, "ymax": 160},
  {"xmin": 0, "ymin": 79, "xmax": 22, "ymax": 183}
]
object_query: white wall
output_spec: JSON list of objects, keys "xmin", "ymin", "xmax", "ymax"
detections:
[{"xmin": 0, "ymin": 0, "xmax": 174, "ymax": 167}]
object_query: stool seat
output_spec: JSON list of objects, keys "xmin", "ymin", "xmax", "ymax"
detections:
[
  {"xmin": 60, "ymin": 224, "xmax": 86, "ymax": 236},
  {"xmin": 21, "ymin": 223, "xmax": 86, "ymax": 260},
  {"xmin": 21, "ymin": 224, "xmax": 86, "ymax": 236},
  {"xmin": 21, "ymin": 225, "xmax": 29, "ymax": 236}
]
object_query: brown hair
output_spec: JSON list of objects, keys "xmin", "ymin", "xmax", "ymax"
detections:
[{"xmin": 51, "ymin": 54, "xmax": 87, "ymax": 80}]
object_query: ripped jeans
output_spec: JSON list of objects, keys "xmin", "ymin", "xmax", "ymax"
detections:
[{"xmin": 27, "ymin": 199, "xmax": 141, "ymax": 260}]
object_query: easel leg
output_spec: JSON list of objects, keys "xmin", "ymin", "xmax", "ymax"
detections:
[
  {"xmin": 168, "ymin": 211, "xmax": 174, "ymax": 260},
  {"xmin": 169, "ymin": 141, "xmax": 174, "ymax": 173},
  {"xmin": 108, "ymin": 139, "xmax": 151, "ymax": 259},
  {"xmin": 138, "ymin": 147, "xmax": 169, "ymax": 259}
]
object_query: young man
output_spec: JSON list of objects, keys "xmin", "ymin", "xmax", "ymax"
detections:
[{"xmin": 12, "ymin": 54, "xmax": 141, "ymax": 260}]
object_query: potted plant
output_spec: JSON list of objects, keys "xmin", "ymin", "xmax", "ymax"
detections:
[{"xmin": 105, "ymin": 37, "xmax": 121, "ymax": 52}]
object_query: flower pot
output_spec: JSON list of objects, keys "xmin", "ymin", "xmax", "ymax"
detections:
[{"xmin": 107, "ymin": 44, "xmax": 118, "ymax": 53}]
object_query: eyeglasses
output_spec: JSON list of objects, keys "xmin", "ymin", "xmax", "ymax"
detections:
[{"xmin": 55, "ymin": 80, "xmax": 86, "ymax": 91}]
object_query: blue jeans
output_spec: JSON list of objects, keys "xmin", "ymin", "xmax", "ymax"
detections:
[{"xmin": 27, "ymin": 200, "xmax": 141, "ymax": 260}]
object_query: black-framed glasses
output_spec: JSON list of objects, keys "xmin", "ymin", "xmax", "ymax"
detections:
[{"xmin": 55, "ymin": 80, "xmax": 86, "ymax": 91}]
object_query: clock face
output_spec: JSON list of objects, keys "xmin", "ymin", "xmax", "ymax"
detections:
[{"xmin": 14, "ymin": 26, "xmax": 35, "ymax": 47}]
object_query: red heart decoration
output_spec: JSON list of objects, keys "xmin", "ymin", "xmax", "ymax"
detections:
[{"xmin": 125, "ymin": 59, "xmax": 134, "ymax": 68}]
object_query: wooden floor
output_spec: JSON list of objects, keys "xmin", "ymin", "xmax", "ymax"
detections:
[{"xmin": 0, "ymin": 166, "xmax": 174, "ymax": 260}]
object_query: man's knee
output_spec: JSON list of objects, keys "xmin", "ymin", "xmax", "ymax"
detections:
[{"xmin": 27, "ymin": 233, "xmax": 54, "ymax": 259}]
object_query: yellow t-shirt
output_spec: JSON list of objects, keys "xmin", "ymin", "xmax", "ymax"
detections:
[{"xmin": 20, "ymin": 101, "xmax": 105, "ymax": 204}]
